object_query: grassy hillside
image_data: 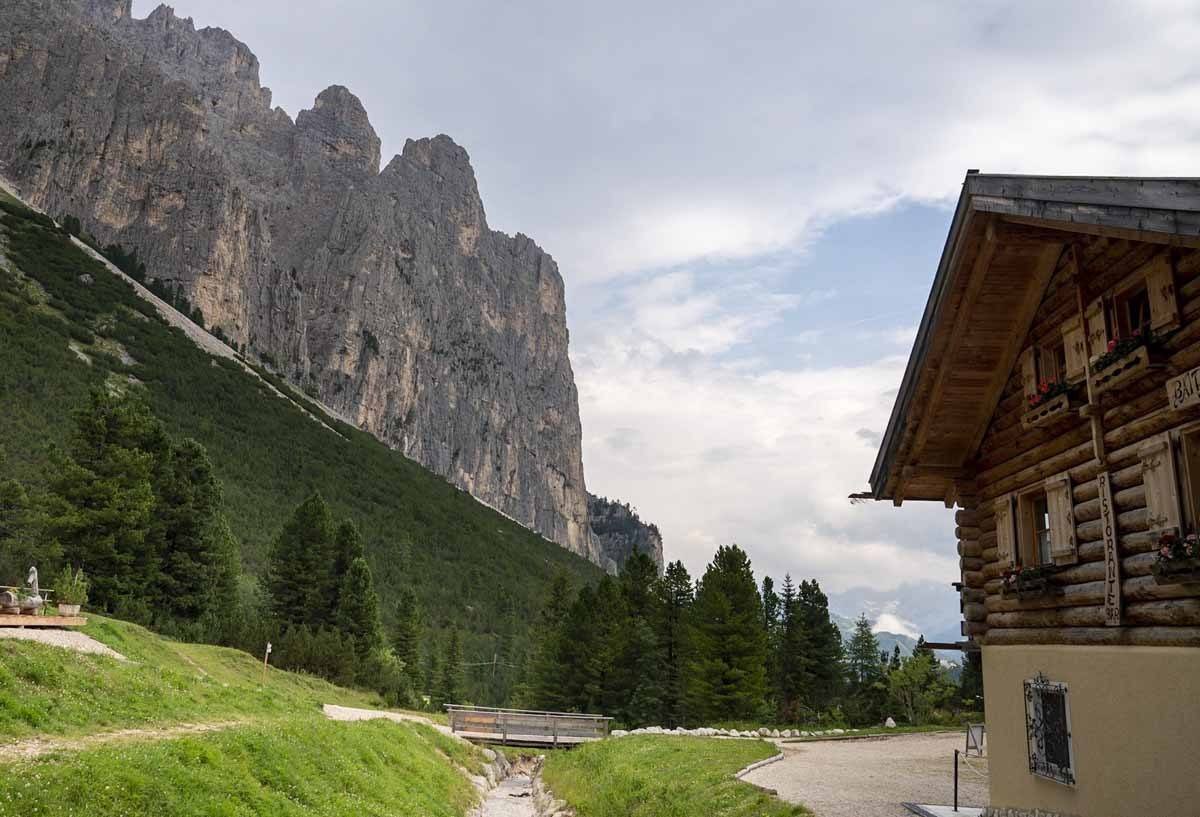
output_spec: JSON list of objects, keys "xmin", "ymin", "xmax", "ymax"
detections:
[
  {"xmin": 0, "ymin": 192, "xmax": 602, "ymax": 703},
  {"xmin": 542, "ymin": 735, "xmax": 810, "ymax": 817},
  {"xmin": 0, "ymin": 616, "xmax": 383, "ymax": 740},
  {"xmin": 0, "ymin": 618, "xmax": 482, "ymax": 817}
]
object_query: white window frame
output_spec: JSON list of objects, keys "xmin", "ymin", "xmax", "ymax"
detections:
[{"xmin": 1024, "ymin": 673, "xmax": 1076, "ymax": 787}]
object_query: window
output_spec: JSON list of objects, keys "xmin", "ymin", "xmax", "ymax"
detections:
[
  {"xmin": 1025, "ymin": 674, "xmax": 1075, "ymax": 786},
  {"xmin": 1037, "ymin": 342, "xmax": 1066, "ymax": 385},
  {"xmin": 1114, "ymin": 284, "xmax": 1152, "ymax": 338},
  {"xmin": 1174, "ymin": 427, "xmax": 1200, "ymax": 532},
  {"xmin": 1017, "ymin": 488, "xmax": 1054, "ymax": 567},
  {"xmin": 997, "ymin": 476, "xmax": 1077, "ymax": 571}
]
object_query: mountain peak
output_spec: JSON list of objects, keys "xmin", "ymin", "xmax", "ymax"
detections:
[{"xmin": 295, "ymin": 85, "xmax": 381, "ymax": 178}]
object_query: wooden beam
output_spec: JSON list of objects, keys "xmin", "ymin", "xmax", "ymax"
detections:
[
  {"xmin": 996, "ymin": 213, "xmax": 1200, "ymax": 250},
  {"xmin": 909, "ymin": 218, "xmax": 999, "ymax": 464},
  {"xmin": 964, "ymin": 240, "xmax": 1067, "ymax": 459}
]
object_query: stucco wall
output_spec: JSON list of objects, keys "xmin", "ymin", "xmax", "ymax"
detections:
[{"xmin": 983, "ymin": 644, "xmax": 1200, "ymax": 817}]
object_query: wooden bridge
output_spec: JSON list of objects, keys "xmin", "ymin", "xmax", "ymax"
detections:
[{"xmin": 445, "ymin": 705, "xmax": 611, "ymax": 747}]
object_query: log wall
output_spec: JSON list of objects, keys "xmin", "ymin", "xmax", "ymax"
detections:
[{"xmin": 966, "ymin": 237, "xmax": 1200, "ymax": 647}]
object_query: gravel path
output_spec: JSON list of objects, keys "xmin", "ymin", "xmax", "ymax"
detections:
[
  {"xmin": 322, "ymin": 703, "xmax": 455, "ymax": 737},
  {"xmin": 744, "ymin": 732, "xmax": 988, "ymax": 817},
  {"xmin": 0, "ymin": 628, "xmax": 126, "ymax": 660}
]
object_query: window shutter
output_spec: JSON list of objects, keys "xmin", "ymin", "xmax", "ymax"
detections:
[
  {"xmin": 1061, "ymin": 317, "xmax": 1087, "ymax": 382},
  {"xmin": 1019, "ymin": 347, "xmax": 1037, "ymax": 398},
  {"xmin": 1084, "ymin": 297, "xmax": 1108, "ymax": 357},
  {"xmin": 1144, "ymin": 255, "xmax": 1179, "ymax": 331},
  {"xmin": 994, "ymin": 495, "xmax": 1015, "ymax": 569},
  {"xmin": 1139, "ymin": 433, "xmax": 1181, "ymax": 533},
  {"xmin": 1045, "ymin": 474, "xmax": 1077, "ymax": 565}
]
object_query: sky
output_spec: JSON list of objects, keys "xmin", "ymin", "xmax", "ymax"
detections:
[{"xmin": 134, "ymin": 0, "xmax": 1200, "ymax": 639}]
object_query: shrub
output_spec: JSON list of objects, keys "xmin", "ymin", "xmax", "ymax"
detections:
[{"xmin": 52, "ymin": 565, "xmax": 89, "ymax": 606}]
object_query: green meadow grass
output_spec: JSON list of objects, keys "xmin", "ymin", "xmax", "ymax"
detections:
[
  {"xmin": 542, "ymin": 735, "xmax": 810, "ymax": 817},
  {"xmin": 0, "ymin": 719, "xmax": 481, "ymax": 817}
]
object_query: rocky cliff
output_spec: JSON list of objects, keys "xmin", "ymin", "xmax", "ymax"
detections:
[
  {"xmin": 0, "ymin": 0, "xmax": 603, "ymax": 563},
  {"xmin": 588, "ymin": 494, "xmax": 665, "ymax": 572}
]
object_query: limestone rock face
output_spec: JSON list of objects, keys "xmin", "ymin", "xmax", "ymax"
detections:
[
  {"xmin": 0, "ymin": 0, "xmax": 603, "ymax": 564},
  {"xmin": 587, "ymin": 494, "xmax": 664, "ymax": 572}
]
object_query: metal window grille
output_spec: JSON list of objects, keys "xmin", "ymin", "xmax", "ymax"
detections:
[{"xmin": 1024, "ymin": 673, "xmax": 1075, "ymax": 786}]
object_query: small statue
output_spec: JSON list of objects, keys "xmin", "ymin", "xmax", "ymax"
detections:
[{"xmin": 19, "ymin": 566, "xmax": 44, "ymax": 614}]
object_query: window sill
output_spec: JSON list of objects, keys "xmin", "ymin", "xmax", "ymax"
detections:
[{"xmin": 1153, "ymin": 557, "xmax": 1200, "ymax": 586}]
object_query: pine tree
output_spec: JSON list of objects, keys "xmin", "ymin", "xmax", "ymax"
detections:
[
  {"xmin": 331, "ymin": 520, "xmax": 365, "ymax": 606},
  {"xmin": 614, "ymin": 553, "xmax": 661, "ymax": 726},
  {"xmin": 684, "ymin": 544, "xmax": 768, "ymax": 722},
  {"xmin": 392, "ymin": 587, "xmax": 422, "ymax": 693},
  {"xmin": 266, "ymin": 492, "xmax": 336, "ymax": 628},
  {"xmin": 44, "ymin": 389, "xmax": 159, "ymax": 614},
  {"xmin": 0, "ymin": 468, "xmax": 50, "ymax": 585},
  {"xmin": 438, "ymin": 627, "xmax": 464, "ymax": 706},
  {"xmin": 796, "ymin": 579, "xmax": 842, "ymax": 712},
  {"xmin": 334, "ymin": 556, "xmax": 384, "ymax": 662},
  {"xmin": 655, "ymin": 560, "xmax": 694, "ymax": 727},
  {"xmin": 151, "ymin": 438, "xmax": 239, "ymax": 620},
  {"xmin": 775, "ymin": 574, "xmax": 808, "ymax": 722},
  {"xmin": 519, "ymin": 571, "xmax": 574, "ymax": 710},
  {"xmin": 424, "ymin": 644, "xmax": 441, "ymax": 708},
  {"xmin": 845, "ymin": 613, "xmax": 882, "ymax": 688}
]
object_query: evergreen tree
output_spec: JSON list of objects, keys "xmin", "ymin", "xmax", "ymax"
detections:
[
  {"xmin": 775, "ymin": 574, "xmax": 808, "ymax": 722},
  {"xmin": 44, "ymin": 389, "xmax": 159, "ymax": 614},
  {"xmin": 438, "ymin": 627, "xmax": 464, "ymax": 706},
  {"xmin": 844, "ymin": 613, "xmax": 888, "ymax": 725},
  {"xmin": 0, "ymin": 464, "xmax": 50, "ymax": 585},
  {"xmin": 559, "ymin": 577, "xmax": 624, "ymax": 714},
  {"xmin": 890, "ymin": 644, "xmax": 902, "ymax": 672},
  {"xmin": 845, "ymin": 613, "xmax": 882, "ymax": 687},
  {"xmin": 796, "ymin": 579, "xmax": 842, "ymax": 712},
  {"xmin": 392, "ymin": 587, "xmax": 423, "ymax": 693},
  {"xmin": 266, "ymin": 492, "xmax": 335, "ymax": 628},
  {"xmin": 684, "ymin": 544, "xmax": 768, "ymax": 722},
  {"xmin": 614, "ymin": 553, "xmax": 662, "ymax": 726},
  {"xmin": 655, "ymin": 560, "xmax": 694, "ymax": 727},
  {"xmin": 519, "ymin": 571, "xmax": 574, "ymax": 710},
  {"xmin": 334, "ymin": 556, "xmax": 384, "ymax": 662},
  {"xmin": 424, "ymin": 644, "xmax": 441, "ymax": 708},
  {"xmin": 150, "ymin": 438, "xmax": 239, "ymax": 620},
  {"xmin": 331, "ymin": 520, "xmax": 365, "ymax": 607}
]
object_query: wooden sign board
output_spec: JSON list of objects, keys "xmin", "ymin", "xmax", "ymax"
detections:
[
  {"xmin": 1167, "ymin": 365, "xmax": 1200, "ymax": 411},
  {"xmin": 1097, "ymin": 471, "xmax": 1122, "ymax": 626}
]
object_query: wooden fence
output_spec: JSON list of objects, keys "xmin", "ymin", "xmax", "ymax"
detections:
[{"xmin": 445, "ymin": 705, "xmax": 611, "ymax": 747}]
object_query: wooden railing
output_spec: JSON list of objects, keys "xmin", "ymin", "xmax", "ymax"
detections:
[{"xmin": 445, "ymin": 705, "xmax": 611, "ymax": 747}]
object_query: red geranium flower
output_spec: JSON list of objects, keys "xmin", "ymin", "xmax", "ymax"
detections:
[{"xmin": 1107, "ymin": 337, "xmax": 1118, "ymax": 353}]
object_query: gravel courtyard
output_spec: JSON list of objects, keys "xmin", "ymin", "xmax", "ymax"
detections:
[{"xmin": 744, "ymin": 732, "xmax": 989, "ymax": 817}]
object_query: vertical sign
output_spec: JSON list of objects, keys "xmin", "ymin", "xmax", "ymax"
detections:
[{"xmin": 1097, "ymin": 471, "xmax": 1122, "ymax": 626}]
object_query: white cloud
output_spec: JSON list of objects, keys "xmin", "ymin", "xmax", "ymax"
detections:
[{"xmin": 873, "ymin": 613, "xmax": 921, "ymax": 641}]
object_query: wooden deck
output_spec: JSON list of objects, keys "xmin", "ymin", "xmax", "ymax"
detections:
[
  {"xmin": 446, "ymin": 705, "xmax": 611, "ymax": 747},
  {"xmin": 0, "ymin": 615, "xmax": 86, "ymax": 628}
]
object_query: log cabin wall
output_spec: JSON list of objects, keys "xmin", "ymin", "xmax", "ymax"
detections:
[{"xmin": 965, "ymin": 234, "xmax": 1200, "ymax": 648}]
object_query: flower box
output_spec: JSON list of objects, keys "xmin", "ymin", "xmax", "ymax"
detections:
[
  {"xmin": 1090, "ymin": 336, "xmax": 1166, "ymax": 398},
  {"xmin": 1021, "ymin": 392, "xmax": 1075, "ymax": 430},
  {"xmin": 1153, "ymin": 558, "xmax": 1200, "ymax": 585},
  {"xmin": 1001, "ymin": 565, "xmax": 1064, "ymax": 600},
  {"xmin": 1154, "ymin": 532, "xmax": 1200, "ymax": 584}
]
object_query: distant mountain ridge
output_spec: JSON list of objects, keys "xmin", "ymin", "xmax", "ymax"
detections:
[{"xmin": 830, "ymin": 612, "xmax": 918, "ymax": 659}]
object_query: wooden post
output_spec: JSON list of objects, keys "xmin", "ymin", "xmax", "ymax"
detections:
[{"xmin": 262, "ymin": 641, "xmax": 272, "ymax": 684}]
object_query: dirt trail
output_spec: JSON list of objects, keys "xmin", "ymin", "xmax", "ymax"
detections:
[
  {"xmin": 0, "ymin": 628, "xmax": 126, "ymax": 660},
  {"xmin": 0, "ymin": 720, "xmax": 248, "ymax": 762}
]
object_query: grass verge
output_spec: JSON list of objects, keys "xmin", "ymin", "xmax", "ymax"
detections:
[
  {"xmin": 0, "ymin": 719, "xmax": 480, "ymax": 817},
  {"xmin": 0, "ymin": 615, "xmax": 387, "ymax": 741},
  {"xmin": 541, "ymin": 735, "xmax": 810, "ymax": 817}
]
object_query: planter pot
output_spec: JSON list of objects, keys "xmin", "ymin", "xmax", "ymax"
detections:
[
  {"xmin": 1091, "ymin": 345, "xmax": 1165, "ymax": 397},
  {"xmin": 1022, "ymin": 392, "xmax": 1077, "ymax": 430},
  {"xmin": 1153, "ymin": 557, "xmax": 1200, "ymax": 585},
  {"xmin": 0, "ymin": 605, "xmax": 18, "ymax": 615},
  {"xmin": 57, "ymin": 604, "xmax": 81, "ymax": 616}
]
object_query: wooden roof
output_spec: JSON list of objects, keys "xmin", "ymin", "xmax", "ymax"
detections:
[{"xmin": 868, "ymin": 173, "xmax": 1200, "ymax": 504}]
